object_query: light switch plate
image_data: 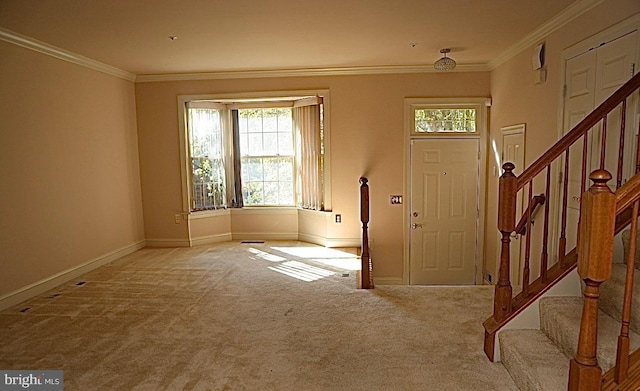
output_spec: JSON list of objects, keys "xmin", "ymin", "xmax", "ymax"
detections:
[{"xmin": 390, "ymin": 195, "xmax": 403, "ymax": 205}]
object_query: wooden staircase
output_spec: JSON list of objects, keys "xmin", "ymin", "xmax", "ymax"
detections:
[{"xmin": 484, "ymin": 72, "xmax": 640, "ymax": 389}]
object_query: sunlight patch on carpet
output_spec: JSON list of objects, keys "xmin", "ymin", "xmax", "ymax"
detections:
[
  {"xmin": 271, "ymin": 247, "xmax": 360, "ymax": 271},
  {"xmin": 268, "ymin": 260, "xmax": 335, "ymax": 282},
  {"xmin": 248, "ymin": 248, "xmax": 287, "ymax": 262}
]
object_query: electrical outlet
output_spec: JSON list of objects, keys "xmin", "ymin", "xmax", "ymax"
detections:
[
  {"xmin": 335, "ymin": 214, "xmax": 341, "ymax": 223},
  {"xmin": 174, "ymin": 214, "xmax": 181, "ymax": 224}
]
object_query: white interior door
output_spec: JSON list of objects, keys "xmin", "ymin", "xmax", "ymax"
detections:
[
  {"xmin": 593, "ymin": 32, "xmax": 638, "ymax": 182},
  {"xmin": 561, "ymin": 32, "xmax": 638, "ymax": 252},
  {"xmin": 409, "ymin": 138, "xmax": 479, "ymax": 285},
  {"xmin": 563, "ymin": 49, "xmax": 597, "ymax": 251},
  {"xmin": 501, "ymin": 125, "xmax": 525, "ymax": 289}
]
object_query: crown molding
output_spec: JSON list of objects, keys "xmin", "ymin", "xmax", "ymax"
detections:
[
  {"xmin": 135, "ymin": 63, "xmax": 489, "ymax": 83},
  {"xmin": 0, "ymin": 0, "xmax": 607, "ymax": 82},
  {"xmin": 0, "ymin": 27, "xmax": 136, "ymax": 82},
  {"xmin": 487, "ymin": 0, "xmax": 605, "ymax": 70}
]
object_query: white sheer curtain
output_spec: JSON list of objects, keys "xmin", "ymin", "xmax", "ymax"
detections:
[
  {"xmin": 293, "ymin": 98, "xmax": 323, "ymax": 210},
  {"xmin": 186, "ymin": 101, "xmax": 228, "ymax": 210}
]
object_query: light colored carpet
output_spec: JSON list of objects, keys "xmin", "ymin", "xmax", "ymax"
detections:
[{"xmin": 0, "ymin": 241, "xmax": 517, "ymax": 390}]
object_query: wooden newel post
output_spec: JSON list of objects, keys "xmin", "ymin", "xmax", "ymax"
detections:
[
  {"xmin": 359, "ymin": 177, "xmax": 373, "ymax": 289},
  {"xmin": 494, "ymin": 162, "xmax": 517, "ymax": 322},
  {"xmin": 568, "ymin": 169, "xmax": 616, "ymax": 390}
]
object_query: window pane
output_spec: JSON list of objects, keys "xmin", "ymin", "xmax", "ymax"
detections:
[
  {"xmin": 263, "ymin": 182, "xmax": 279, "ymax": 204},
  {"xmin": 248, "ymin": 114, "xmax": 262, "ymax": 133},
  {"xmin": 242, "ymin": 157, "xmax": 263, "ymax": 182},
  {"xmin": 239, "ymin": 107, "xmax": 294, "ymax": 206},
  {"xmin": 278, "ymin": 132, "xmax": 294, "ymax": 155},
  {"xmin": 263, "ymin": 114, "xmax": 277, "ymax": 132},
  {"xmin": 278, "ymin": 158, "xmax": 293, "ymax": 181},
  {"xmin": 244, "ymin": 182, "xmax": 263, "ymax": 205},
  {"xmin": 279, "ymin": 181, "xmax": 294, "ymax": 205},
  {"xmin": 263, "ymin": 157, "xmax": 279, "ymax": 181},
  {"xmin": 263, "ymin": 133, "xmax": 278, "ymax": 155},
  {"xmin": 414, "ymin": 108, "xmax": 476, "ymax": 133},
  {"xmin": 278, "ymin": 112, "xmax": 292, "ymax": 133},
  {"xmin": 248, "ymin": 133, "xmax": 263, "ymax": 156},
  {"xmin": 239, "ymin": 114, "xmax": 248, "ymax": 134},
  {"xmin": 239, "ymin": 133, "xmax": 248, "ymax": 154}
]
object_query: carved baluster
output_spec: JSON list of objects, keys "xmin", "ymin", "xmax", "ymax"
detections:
[
  {"xmin": 615, "ymin": 199, "xmax": 639, "ymax": 383},
  {"xmin": 559, "ymin": 148, "xmax": 570, "ymax": 267},
  {"xmin": 568, "ymin": 170, "xmax": 616, "ymax": 390},
  {"xmin": 359, "ymin": 177, "xmax": 373, "ymax": 289},
  {"xmin": 600, "ymin": 116, "xmax": 608, "ymax": 170},
  {"xmin": 522, "ymin": 182, "xmax": 533, "ymax": 297},
  {"xmin": 494, "ymin": 162, "xmax": 517, "ymax": 321},
  {"xmin": 541, "ymin": 165, "xmax": 551, "ymax": 282},
  {"xmin": 575, "ymin": 135, "xmax": 589, "ymax": 259},
  {"xmin": 636, "ymin": 110, "xmax": 640, "ymax": 174},
  {"xmin": 616, "ymin": 100, "xmax": 626, "ymax": 189}
]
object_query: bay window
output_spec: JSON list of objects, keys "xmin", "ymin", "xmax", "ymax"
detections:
[{"xmin": 179, "ymin": 92, "xmax": 328, "ymax": 213}]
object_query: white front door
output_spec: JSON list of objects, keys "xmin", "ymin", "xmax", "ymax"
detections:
[
  {"xmin": 561, "ymin": 31, "xmax": 638, "ymax": 251},
  {"xmin": 409, "ymin": 138, "xmax": 479, "ymax": 285}
]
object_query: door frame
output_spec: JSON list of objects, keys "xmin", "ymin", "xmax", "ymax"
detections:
[{"xmin": 403, "ymin": 97, "xmax": 490, "ymax": 285}]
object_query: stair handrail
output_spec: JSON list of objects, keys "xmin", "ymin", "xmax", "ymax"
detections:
[
  {"xmin": 359, "ymin": 177, "xmax": 373, "ymax": 289},
  {"xmin": 514, "ymin": 194, "xmax": 546, "ymax": 236},
  {"xmin": 616, "ymin": 173, "xmax": 640, "ymax": 213},
  {"xmin": 517, "ymin": 72, "xmax": 640, "ymax": 189},
  {"xmin": 484, "ymin": 71, "xmax": 640, "ymax": 362}
]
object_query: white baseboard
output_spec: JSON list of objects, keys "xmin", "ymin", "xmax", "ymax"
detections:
[
  {"xmin": 296, "ymin": 234, "xmax": 362, "ymax": 248},
  {"xmin": 232, "ymin": 232, "xmax": 299, "ymax": 241},
  {"xmin": 190, "ymin": 233, "xmax": 233, "ymax": 247},
  {"xmin": 297, "ymin": 233, "xmax": 327, "ymax": 246},
  {"xmin": 145, "ymin": 238, "xmax": 192, "ymax": 247},
  {"xmin": 325, "ymin": 238, "xmax": 362, "ymax": 248},
  {"xmin": 373, "ymin": 277, "xmax": 404, "ymax": 285},
  {"xmin": 0, "ymin": 240, "xmax": 146, "ymax": 311}
]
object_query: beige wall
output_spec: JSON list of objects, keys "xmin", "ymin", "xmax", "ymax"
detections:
[
  {"xmin": 0, "ymin": 41, "xmax": 145, "ymax": 297},
  {"xmin": 485, "ymin": 1, "xmax": 640, "ymax": 281},
  {"xmin": 135, "ymin": 72, "xmax": 491, "ymax": 280}
]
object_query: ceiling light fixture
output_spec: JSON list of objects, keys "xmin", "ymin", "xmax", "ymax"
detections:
[
  {"xmin": 168, "ymin": 35, "xmax": 178, "ymax": 41},
  {"xmin": 434, "ymin": 48, "xmax": 456, "ymax": 71}
]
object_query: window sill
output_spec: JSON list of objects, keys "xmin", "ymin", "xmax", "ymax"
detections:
[
  {"xmin": 231, "ymin": 207, "xmax": 298, "ymax": 215},
  {"xmin": 187, "ymin": 209, "xmax": 230, "ymax": 220},
  {"xmin": 187, "ymin": 207, "xmax": 331, "ymax": 219}
]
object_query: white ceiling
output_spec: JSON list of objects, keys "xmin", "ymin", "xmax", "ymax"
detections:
[{"xmin": 0, "ymin": 0, "xmax": 584, "ymax": 76}]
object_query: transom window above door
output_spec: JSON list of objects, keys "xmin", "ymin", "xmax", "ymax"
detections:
[{"xmin": 414, "ymin": 108, "xmax": 476, "ymax": 133}]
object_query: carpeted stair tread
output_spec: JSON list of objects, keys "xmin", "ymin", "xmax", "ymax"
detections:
[
  {"xmin": 540, "ymin": 296, "xmax": 640, "ymax": 372},
  {"xmin": 499, "ymin": 329, "xmax": 570, "ymax": 391},
  {"xmin": 599, "ymin": 263, "xmax": 640, "ymax": 335}
]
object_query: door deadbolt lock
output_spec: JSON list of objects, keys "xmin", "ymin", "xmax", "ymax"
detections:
[{"xmin": 413, "ymin": 211, "xmax": 419, "ymax": 217}]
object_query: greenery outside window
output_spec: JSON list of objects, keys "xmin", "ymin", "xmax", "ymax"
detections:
[
  {"xmin": 414, "ymin": 108, "xmax": 476, "ymax": 133},
  {"xmin": 180, "ymin": 92, "xmax": 328, "ymax": 213},
  {"xmin": 238, "ymin": 108, "xmax": 295, "ymax": 206},
  {"xmin": 187, "ymin": 106, "xmax": 226, "ymax": 211}
]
